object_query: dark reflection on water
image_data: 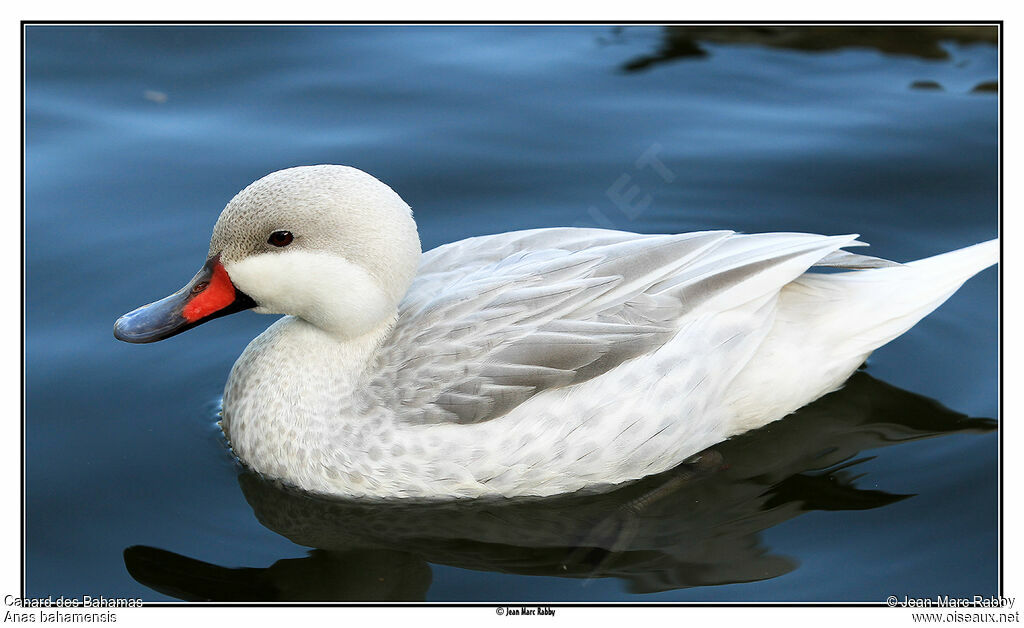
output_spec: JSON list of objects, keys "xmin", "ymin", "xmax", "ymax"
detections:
[
  {"xmin": 26, "ymin": 24, "xmax": 997, "ymax": 602},
  {"xmin": 622, "ymin": 25, "xmax": 998, "ymax": 72},
  {"xmin": 123, "ymin": 373, "xmax": 994, "ymax": 601}
]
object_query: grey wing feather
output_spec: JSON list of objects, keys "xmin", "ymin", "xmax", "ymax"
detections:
[
  {"xmin": 368, "ymin": 228, "xmax": 867, "ymax": 425},
  {"xmin": 418, "ymin": 227, "xmax": 662, "ymax": 276},
  {"xmin": 813, "ymin": 249, "xmax": 902, "ymax": 269}
]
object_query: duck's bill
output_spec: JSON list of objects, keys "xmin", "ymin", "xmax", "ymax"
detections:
[{"xmin": 113, "ymin": 255, "xmax": 256, "ymax": 344}]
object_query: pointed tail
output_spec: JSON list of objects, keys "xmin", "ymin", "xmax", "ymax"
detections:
[{"xmin": 787, "ymin": 238, "xmax": 998, "ymax": 360}]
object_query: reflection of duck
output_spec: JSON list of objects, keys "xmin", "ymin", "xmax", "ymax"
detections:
[
  {"xmin": 114, "ymin": 166, "xmax": 996, "ymax": 499},
  {"xmin": 124, "ymin": 372, "xmax": 995, "ymax": 601},
  {"xmin": 621, "ymin": 25, "xmax": 998, "ymax": 72}
]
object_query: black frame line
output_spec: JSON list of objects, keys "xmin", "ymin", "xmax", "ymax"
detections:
[{"xmin": 19, "ymin": 18, "xmax": 1004, "ymax": 609}]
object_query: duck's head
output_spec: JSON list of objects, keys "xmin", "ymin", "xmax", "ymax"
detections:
[{"xmin": 114, "ymin": 165, "xmax": 421, "ymax": 343}]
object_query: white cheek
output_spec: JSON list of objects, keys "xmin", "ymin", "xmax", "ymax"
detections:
[{"xmin": 225, "ymin": 251, "xmax": 395, "ymax": 337}]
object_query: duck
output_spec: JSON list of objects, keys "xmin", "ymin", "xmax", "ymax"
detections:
[{"xmin": 113, "ymin": 165, "xmax": 998, "ymax": 500}]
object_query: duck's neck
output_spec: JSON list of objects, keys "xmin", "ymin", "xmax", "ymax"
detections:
[{"xmin": 313, "ymin": 312, "xmax": 398, "ymax": 378}]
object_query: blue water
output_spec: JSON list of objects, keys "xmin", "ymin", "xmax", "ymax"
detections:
[{"xmin": 25, "ymin": 25, "xmax": 998, "ymax": 602}]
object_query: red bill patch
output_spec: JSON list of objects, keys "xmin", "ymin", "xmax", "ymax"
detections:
[{"xmin": 183, "ymin": 261, "xmax": 237, "ymax": 322}]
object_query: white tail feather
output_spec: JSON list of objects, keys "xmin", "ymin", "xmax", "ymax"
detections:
[
  {"xmin": 724, "ymin": 239, "xmax": 998, "ymax": 434},
  {"xmin": 788, "ymin": 238, "xmax": 998, "ymax": 358}
]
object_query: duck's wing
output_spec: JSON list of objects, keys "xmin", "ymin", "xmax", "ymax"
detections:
[
  {"xmin": 368, "ymin": 229, "xmax": 867, "ymax": 425},
  {"xmin": 418, "ymin": 227, "xmax": 662, "ymax": 275},
  {"xmin": 419, "ymin": 227, "xmax": 898, "ymax": 277}
]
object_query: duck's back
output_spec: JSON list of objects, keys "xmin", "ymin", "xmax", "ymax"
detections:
[{"xmin": 371, "ymin": 229, "xmax": 867, "ymax": 426}]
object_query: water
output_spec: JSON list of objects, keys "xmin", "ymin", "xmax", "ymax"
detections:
[{"xmin": 25, "ymin": 25, "xmax": 998, "ymax": 602}]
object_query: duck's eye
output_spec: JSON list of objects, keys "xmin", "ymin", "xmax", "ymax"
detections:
[{"xmin": 268, "ymin": 231, "xmax": 294, "ymax": 247}]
